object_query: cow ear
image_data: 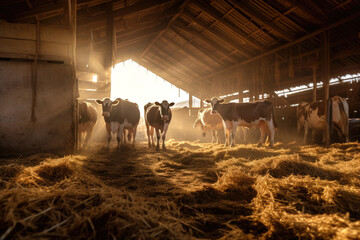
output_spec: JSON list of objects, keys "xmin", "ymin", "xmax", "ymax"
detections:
[
  {"xmin": 219, "ymin": 99, "xmax": 225, "ymax": 103},
  {"xmin": 96, "ymin": 99, "xmax": 103, "ymax": 104},
  {"xmin": 155, "ymin": 102, "xmax": 161, "ymax": 106},
  {"xmin": 169, "ymin": 102, "xmax": 175, "ymax": 107},
  {"xmin": 112, "ymin": 100, "xmax": 119, "ymax": 105},
  {"xmin": 205, "ymin": 99, "xmax": 211, "ymax": 103}
]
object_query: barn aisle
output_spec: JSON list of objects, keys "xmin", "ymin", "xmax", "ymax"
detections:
[{"xmin": 1, "ymin": 140, "xmax": 360, "ymax": 239}]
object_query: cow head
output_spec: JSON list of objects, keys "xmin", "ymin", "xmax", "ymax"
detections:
[
  {"xmin": 296, "ymin": 102, "xmax": 308, "ymax": 134},
  {"xmin": 155, "ymin": 100, "xmax": 175, "ymax": 121},
  {"xmin": 96, "ymin": 98, "xmax": 119, "ymax": 117},
  {"xmin": 205, "ymin": 97, "xmax": 224, "ymax": 114}
]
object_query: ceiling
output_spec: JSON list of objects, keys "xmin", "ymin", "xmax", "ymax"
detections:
[{"xmin": 1, "ymin": 0, "xmax": 360, "ymax": 100}]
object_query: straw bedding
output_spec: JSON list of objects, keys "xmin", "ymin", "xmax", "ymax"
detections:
[{"xmin": 0, "ymin": 141, "xmax": 359, "ymax": 239}]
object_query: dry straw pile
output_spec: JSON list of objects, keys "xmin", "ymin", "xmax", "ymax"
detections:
[{"xmin": 1, "ymin": 141, "xmax": 360, "ymax": 239}]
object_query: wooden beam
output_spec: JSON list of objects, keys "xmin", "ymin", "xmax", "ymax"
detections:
[
  {"xmin": 198, "ymin": 10, "xmax": 360, "ymax": 81},
  {"xmin": 170, "ymin": 27, "xmax": 226, "ymax": 67},
  {"xmin": 151, "ymin": 44, "xmax": 202, "ymax": 79},
  {"xmin": 172, "ymin": 22, "xmax": 239, "ymax": 63},
  {"xmin": 227, "ymin": 0, "xmax": 295, "ymax": 42},
  {"xmin": 194, "ymin": 1, "xmax": 266, "ymax": 51},
  {"xmin": 284, "ymin": 0, "xmax": 326, "ymax": 25},
  {"xmin": 312, "ymin": 65, "xmax": 317, "ymax": 102},
  {"xmin": 25, "ymin": 0, "xmax": 34, "ymax": 9},
  {"xmin": 63, "ymin": 0, "xmax": 72, "ymax": 28},
  {"xmin": 183, "ymin": 12, "xmax": 253, "ymax": 58},
  {"xmin": 116, "ymin": 23, "xmax": 167, "ymax": 47},
  {"xmin": 321, "ymin": 31, "xmax": 330, "ymax": 146},
  {"xmin": 140, "ymin": 0, "xmax": 190, "ymax": 59},
  {"xmin": 161, "ymin": 34, "xmax": 216, "ymax": 71}
]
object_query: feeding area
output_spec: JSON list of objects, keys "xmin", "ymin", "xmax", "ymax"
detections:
[{"xmin": 1, "ymin": 0, "xmax": 360, "ymax": 239}]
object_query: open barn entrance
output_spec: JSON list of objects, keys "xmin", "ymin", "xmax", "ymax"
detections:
[{"xmin": 111, "ymin": 59, "xmax": 191, "ymax": 115}]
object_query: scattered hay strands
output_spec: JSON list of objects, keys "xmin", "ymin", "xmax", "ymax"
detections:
[{"xmin": 0, "ymin": 141, "xmax": 359, "ymax": 239}]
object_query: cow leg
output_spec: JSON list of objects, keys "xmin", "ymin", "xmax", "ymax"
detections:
[
  {"xmin": 243, "ymin": 128, "xmax": 248, "ymax": 144},
  {"xmin": 215, "ymin": 131, "xmax": 219, "ymax": 144},
  {"xmin": 230, "ymin": 121, "xmax": 238, "ymax": 147},
  {"xmin": 212, "ymin": 130, "xmax": 216, "ymax": 143},
  {"xmin": 132, "ymin": 125, "xmax": 137, "ymax": 147},
  {"xmin": 155, "ymin": 128, "xmax": 161, "ymax": 150},
  {"xmin": 265, "ymin": 121, "xmax": 275, "ymax": 147},
  {"xmin": 117, "ymin": 124, "xmax": 125, "ymax": 151},
  {"xmin": 162, "ymin": 123, "xmax": 169, "ymax": 150},
  {"xmin": 83, "ymin": 124, "xmax": 94, "ymax": 149},
  {"xmin": 303, "ymin": 125, "xmax": 309, "ymax": 144},
  {"xmin": 150, "ymin": 127, "xmax": 155, "ymax": 147},
  {"xmin": 106, "ymin": 123, "xmax": 111, "ymax": 148},
  {"xmin": 145, "ymin": 122, "xmax": 151, "ymax": 148},
  {"xmin": 223, "ymin": 120, "xmax": 232, "ymax": 147},
  {"xmin": 258, "ymin": 122, "xmax": 267, "ymax": 147}
]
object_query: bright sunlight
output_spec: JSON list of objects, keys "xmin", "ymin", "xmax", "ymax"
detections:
[{"xmin": 111, "ymin": 59, "xmax": 191, "ymax": 114}]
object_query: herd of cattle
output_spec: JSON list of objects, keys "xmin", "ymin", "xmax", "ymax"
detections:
[{"xmin": 78, "ymin": 96, "xmax": 350, "ymax": 151}]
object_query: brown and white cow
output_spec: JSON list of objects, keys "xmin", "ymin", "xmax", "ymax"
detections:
[
  {"xmin": 193, "ymin": 108, "xmax": 223, "ymax": 143},
  {"xmin": 78, "ymin": 101, "xmax": 98, "ymax": 149},
  {"xmin": 205, "ymin": 98, "xmax": 276, "ymax": 147},
  {"xmin": 297, "ymin": 96, "xmax": 349, "ymax": 144},
  {"xmin": 144, "ymin": 101, "xmax": 175, "ymax": 150},
  {"xmin": 96, "ymin": 98, "xmax": 140, "ymax": 150}
]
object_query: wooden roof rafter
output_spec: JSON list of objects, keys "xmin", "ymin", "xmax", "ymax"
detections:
[
  {"xmin": 193, "ymin": 0, "xmax": 266, "ymax": 51},
  {"xmin": 139, "ymin": 0, "xmax": 190, "ymax": 59},
  {"xmin": 171, "ymin": 22, "xmax": 239, "ymax": 63},
  {"xmin": 226, "ymin": 0, "xmax": 295, "ymax": 42},
  {"xmin": 169, "ymin": 26, "xmax": 228, "ymax": 67},
  {"xmin": 198, "ymin": 10, "xmax": 360, "ymax": 81},
  {"xmin": 182, "ymin": 11, "xmax": 253, "ymax": 58}
]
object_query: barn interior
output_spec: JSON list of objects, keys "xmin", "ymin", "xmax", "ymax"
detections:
[
  {"xmin": 1, "ymin": 0, "xmax": 360, "ymax": 152},
  {"xmin": 1, "ymin": 1, "xmax": 360, "ymax": 239}
]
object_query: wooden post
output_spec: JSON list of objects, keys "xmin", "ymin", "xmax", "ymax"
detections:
[
  {"xmin": 275, "ymin": 54, "xmax": 280, "ymax": 90},
  {"xmin": 312, "ymin": 65, "xmax": 317, "ymax": 102},
  {"xmin": 252, "ymin": 63, "xmax": 256, "ymax": 101},
  {"xmin": 105, "ymin": 2, "xmax": 114, "ymax": 95},
  {"xmin": 31, "ymin": 18, "xmax": 40, "ymax": 122},
  {"xmin": 321, "ymin": 31, "xmax": 331, "ymax": 146},
  {"xmin": 189, "ymin": 94, "xmax": 193, "ymax": 108}
]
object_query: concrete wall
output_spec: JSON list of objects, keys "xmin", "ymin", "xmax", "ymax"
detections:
[{"xmin": 0, "ymin": 61, "xmax": 75, "ymax": 153}]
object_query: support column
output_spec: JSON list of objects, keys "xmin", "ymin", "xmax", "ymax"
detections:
[
  {"xmin": 312, "ymin": 65, "xmax": 317, "ymax": 102},
  {"xmin": 189, "ymin": 94, "xmax": 193, "ymax": 108},
  {"xmin": 105, "ymin": 2, "xmax": 114, "ymax": 97},
  {"xmin": 321, "ymin": 31, "xmax": 331, "ymax": 146}
]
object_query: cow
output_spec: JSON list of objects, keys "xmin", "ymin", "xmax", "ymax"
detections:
[
  {"xmin": 96, "ymin": 98, "xmax": 140, "ymax": 150},
  {"xmin": 144, "ymin": 100, "xmax": 175, "ymax": 150},
  {"xmin": 78, "ymin": 101, "xmax": 98, "ymax": 149},
  {"xmin": 193, "ymin": 108, "xmax": 223, "ymax": 143},
  {"xmin": 205, "ymin": 98, "xmax": 276, "ymax": 147},
  {"xmin": 297, "ymin": 96, "xmax": 349, "ymax": 144}
]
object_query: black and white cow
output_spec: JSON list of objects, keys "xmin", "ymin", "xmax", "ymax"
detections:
[
  {"xmin": 144, "ymin": 101, "xmax": 175, "ymax": 150},
  {"xmin": 297, "ymin": 96, "xmax": 349, "ymax": 144},
  {"xmin": 96, "ymin": 98, "xmax": 140, "ymax": 150},
  {"xmin": 206, "ymin": 98, "xmax": 276, "ymax": 147},
  {"xmin": 78, "ymin": 101, "xmax": 97, "ymax": 149}
]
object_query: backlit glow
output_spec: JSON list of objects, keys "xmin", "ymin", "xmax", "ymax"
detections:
[
  {"xmin": 111, "ymin": 59, "xmax": 189, "ymax": 114},
  {"xmin": 92, "ymin": 74, "xmax": 98, "ymax": 83}
]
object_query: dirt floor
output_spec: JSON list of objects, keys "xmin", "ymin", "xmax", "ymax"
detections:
[{"xmin": 1, "ymin": 140, "xmax": 360, "ymax": 239}]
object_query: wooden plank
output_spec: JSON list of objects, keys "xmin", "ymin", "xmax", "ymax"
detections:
[
  {"xmin": 139, "ymin": 0, "xmax": 190, "ymax": 59},
  {"xmin": 228, "ymin": 0, "xmax": 295, "ymax": 42},
  {"xmin": 183, "ymin": 12, "xmax": 253, "ymax": 58},
  {"xmin": 321, "ymin": 31, "xmax": 330, "ymax": 146},
  {"xmin": 197, "ymin": 10, "xmax": 360, "ymax": 81},
  {"xmin": 0, "ymin": 21, "xmax": 72, "ymax": 43},
  {"xmin": 194, "ymin": 1, "xmax": 266, "ymax": 51}
]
